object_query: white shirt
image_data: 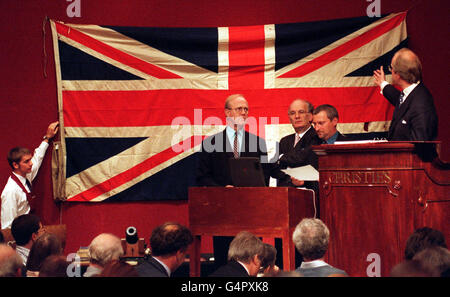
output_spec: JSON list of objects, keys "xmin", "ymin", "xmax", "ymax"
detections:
[
  {"xmin": 1, "ymin": 141, "xmax": 49, "ymax": 229},
  {"xmin": 380, "ymin": 81, "xmax": 419, "ymax": 104},
  {"xmin": 15, "ymin": 245, "xmax": 30, "ymax": 266},
  {"xmin": 299, "ymin": 259, "xmax": 329, "ymax": 269},
  {"xmin": 296, "ymin": 125, "xmax": 312, "ymax": 140}
]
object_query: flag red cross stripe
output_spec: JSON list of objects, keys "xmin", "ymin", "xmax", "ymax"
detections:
[
  {"xmin": 279, "ymin": 12, "xmax": 406, "ymax": 78},
  {"xmin": 55, "ymin": 22, "xmax": 182, "ymax": 79}
]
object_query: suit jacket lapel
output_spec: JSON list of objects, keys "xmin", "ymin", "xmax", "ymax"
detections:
[{"xmin": 390, "ymin": 88, "xmax": 415, "ymax": 136}]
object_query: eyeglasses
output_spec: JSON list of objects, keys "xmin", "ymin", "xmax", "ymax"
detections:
[
  {"xmin": 227, "ymin": 107, "xmax": 249, "ymax": 113},
  {"xmin": 288, "ymin": 110, "xmax": 310, "ymax": 116}
]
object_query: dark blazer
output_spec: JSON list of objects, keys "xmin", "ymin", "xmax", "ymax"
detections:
[
  {"xmin": 277, "ymin": 127, "xmax": 322, "ymax": 187},
  {"xmin": 383, "ymin": 83, "xmax": 438, "ymax": 141},
  {"xmin": 135, "ymin": 257, "xmax": 169, "ymax": 277},
  {"xmin": 208, "ymin": 260, "xmax": 250, "ymax": 277},
  {"xmin": 196, "ymin": 128, "xmax": 287, "ymax": 186}
]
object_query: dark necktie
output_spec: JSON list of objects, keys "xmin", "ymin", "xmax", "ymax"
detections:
[
  {"xmin": 399, "ymin": 92, "xmax": 405, "ymax": 105},
  {"xmin": 233, "ymin": 131, "xmax": 239, "ymax": 158},
  {"xmin": 25, "ymin": 179, "xmax": 33, "ymax": 193}
]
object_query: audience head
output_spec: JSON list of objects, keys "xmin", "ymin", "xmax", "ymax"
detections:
[
  {"xmin": 97, "ymin": 260, "xmax": 139, "ymax": 277},
  {"xmin": 292, "ymin": 218, "xmax": 329, "ymax": 261},
  {"xmin": 88, "ymin": 233, "xmax": 124, "ymax": 267},
  {"xmin": 39, "ymin": 255, "xmax": 69, "ymax": 277},
  {"xmin": 26, "ymin": 232, "xmax": 63, "ymax": 272},
  {"xmin": 227, "ymin": 231, "xmax": 264, "ymax": 276},
  {"xmin": 412, "ymin": 246, "xmax": 450, "ymax": 277},
  {"xmin": 390, "ymin": 259, "xmax": 434, "ymax": 277},
  {"xmin": 0, "ymin": 244, "xmax": 23, "ymax": 277},
  {"xmin": 404, "ymin": 227, "xmax": 447, "ymax": 260},
  {"xmin": 150, "ymin": 222, "xmax": 193, "ymax": 257},
  {"xmin": 11, "ymin": 214, "xmax": 44, "ymax": 247},
  {"xmin": 312, "ymin": 104, "xmax": 339, "ymax": 141},
  {"xmin": 259, "ymin": 243, "xmax": 278, "ymax": 275},
  {"xmin": 288, "ymin": 99, "xmax": 314, "ymax": 133},
  {"xmin": 150, "ymin": 222, "xmax": 193, "ymax": 272}
]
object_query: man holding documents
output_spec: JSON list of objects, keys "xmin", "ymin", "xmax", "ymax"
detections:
[{"xmin": 277, "ymin": 99, "xmax": 321, "ymax": 188}]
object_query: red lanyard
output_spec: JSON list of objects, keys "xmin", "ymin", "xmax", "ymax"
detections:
[{"xmin": 10, "ymin": 174, "xmax": 36, "ymax": 211}]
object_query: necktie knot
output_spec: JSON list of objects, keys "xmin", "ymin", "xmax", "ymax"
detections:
[{"xmin": 399, "ymin": 92, "xmax": 405, "ymax": 105}]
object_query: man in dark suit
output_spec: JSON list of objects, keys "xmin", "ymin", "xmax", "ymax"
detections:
[
  {"xmin": 136, "ymin": 222, "xmax": 193, "ymax": 277},
  {"xmin": 197, "ymin": 94, "xmax": 291, "ymax": 187},
  {"xmin": 373, "ymin": 48, "xmax": 438, "ymax": 141},
  {"xmin": 312, "ymin": 104, "xmax": 347, "ymax": 144},
  {"xmin": 209, "ymin": 231, "xmax": 264, "ymax": 277},
  {"xmin": 196, "ymin": 94, "xmax": 291, "ymax": 269},
  {"xmin": 277, "ymin": 99, "xmax": 322, "ymax": 187}
]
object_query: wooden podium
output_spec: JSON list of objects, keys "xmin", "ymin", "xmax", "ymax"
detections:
[
  {"xmin": 188, "ymin": 187, "xmax": 316, "ymax": 277},
  {"xmin": 313, "ymin": 141, "xmax": 450, "ymax": 277}
]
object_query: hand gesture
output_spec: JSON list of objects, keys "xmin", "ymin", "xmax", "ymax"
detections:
[{"xmin": 373, "ymin": 66, "xmax": 385, "ymax": 87}]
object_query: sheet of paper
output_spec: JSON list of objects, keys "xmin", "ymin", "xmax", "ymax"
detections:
[{"xmin": 281, "ymin": 165, "xmax": 319, "ymax": 181}]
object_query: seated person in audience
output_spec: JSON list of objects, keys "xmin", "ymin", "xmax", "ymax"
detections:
[
  {"xmin": 292, "ymin": 218, "xmax": 348, "ymax": 277},
  {"xmin": 258, "ymin": 243, "xmax": 279, "ymax": 276},
  {"xmin": 312, "ymin": 104, "xmax": 346, "ymax": 144},
  {"xmin": 412, "ymin": 246, "xmax": 450, "ymax": 277},
  {"xmin": 26, "ymin": 232, "xmax": 63, "ymax": 277},
  {"xmin": 404, "ymin": 227, "xmax": 447, "ymax": 260},
  {"xmin": 136, "ymin": 222, "xmax": 193, "ymax": 277},
  {"xmin": 0, "ymin": 243, "xmax": 23, "ymax": 277},
  {"xmin": 209, "ymin": 231, "xmax": 264, "ymax": 277},
  {"xmin": 39, "ymin": 255, "xmax": 70, "ymax": 277},
  {"xmin": 98, "ymin": 260, "xmax": 139, "ymax": 277},
  {"xmin": 84, "ymin": 233, "xmax": 124, "ymax": 277},
  {"xmin": 389, "ymin": 259, "xmax": 434, "ymax": 277},
  {"xmin": 11, "ymin": 214, "xmax": 45, "ymax": 266}
]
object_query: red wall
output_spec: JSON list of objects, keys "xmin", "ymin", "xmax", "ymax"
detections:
[{"xmin": 1, "ymin": 0, "xmax": 449, "ymax": 255}]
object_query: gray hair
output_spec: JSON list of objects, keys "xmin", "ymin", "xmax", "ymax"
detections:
[
  {"xmin": 292, "ymin": 218, "xmax": 330, "ymax": 260},
  {"xmin": 0, "ymin": 244, "xmax": 23, "ymax": 277},
  {"xmin": 88, "ymin": 233, "xmax": 124, "ymax": 266},
  {"xmin": 227, "ymin": 231, "xmax": 264, "ymax": 263}
]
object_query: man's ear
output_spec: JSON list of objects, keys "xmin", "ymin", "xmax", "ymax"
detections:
[
  {"xmin": 332, "ymin": 117, "xmax": 338, "ymax": 127},
  {"xmin": 12, "ymin": 162, "xmax": 19, "ymax": 170}
]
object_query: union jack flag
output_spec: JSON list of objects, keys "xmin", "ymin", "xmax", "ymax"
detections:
[{"xmin": 50, "ymin": 12, "xmax": 407, "ymax": 202}]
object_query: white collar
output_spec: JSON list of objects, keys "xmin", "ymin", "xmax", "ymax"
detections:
[
  {"xmin": 296, "ymin": 125, "xmax": 312, "ymax": 139},
  {"xmin": 300, "ymin": 259, "xmax": 329, "ymax": 269},
  {"xmin": 402, "ymin": 82, "xmax": 419, "ymax": 100},
  {"xmin": 237, "ymin": 260, "xmax": 250, "ymax": 275},
  {"xmin": 153, "ymin": 256, "xmax": 171, "ymax": 276},
  {"xmin": 12, "ymin": 172, "xmax": 27, "ymax": 185}
]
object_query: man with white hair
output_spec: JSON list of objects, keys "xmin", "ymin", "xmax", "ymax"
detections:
[
  {"xmin": 292, "ymin": 218, "xmax": 347, "ymax": 277},
  {"xmin": 83, "ymin": 233, "xmax": 124, "ymax": 277},
  {"xmin": 0, "ymin": 244, "xmax": 23, "ymax": 277}
]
